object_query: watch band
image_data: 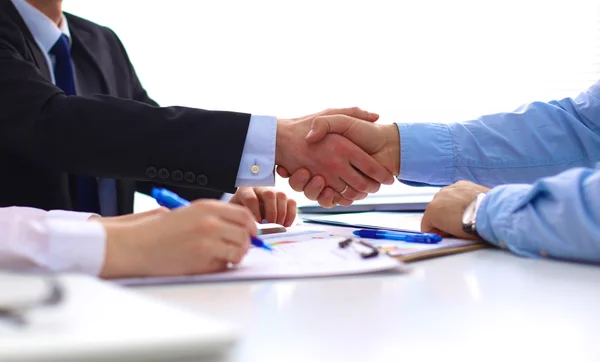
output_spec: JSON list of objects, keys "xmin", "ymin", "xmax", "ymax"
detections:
[{"xmin": 462, "ymin": 193, "xmax": 487, "ymax": 237}]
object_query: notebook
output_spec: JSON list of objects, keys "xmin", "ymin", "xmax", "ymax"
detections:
[{"xmin": 0, "ymin": 273, "xmax": 238, "ymax": 362}]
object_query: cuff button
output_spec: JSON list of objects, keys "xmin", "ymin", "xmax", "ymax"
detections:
[
  {"xmin": 197, "ymin": 174, "xmax": 208, "ymax": 186},
  {"xmin": 184, "ymin": 171, "xmax": 196, "ymax": 183}
]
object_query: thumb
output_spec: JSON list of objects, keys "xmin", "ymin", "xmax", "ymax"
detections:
[{"xmin": 305, "ymin": 115, "xmax": 354, "ymax": 144}]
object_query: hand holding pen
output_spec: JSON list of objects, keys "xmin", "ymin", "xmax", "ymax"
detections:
[{"xmin": 151, "ymin": 188, "xmax": 273, "ymax": 251}]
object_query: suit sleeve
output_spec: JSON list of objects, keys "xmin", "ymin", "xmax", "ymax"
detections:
[
  {"xmin": 101, "ymin": 28, "xmax": 227, "ymax": 200},
  {"xmin": 0, "ymin": 16, "xmax": 248, "ymax": 194}
]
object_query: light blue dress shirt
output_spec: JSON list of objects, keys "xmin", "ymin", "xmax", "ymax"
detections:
[
  {"xmin": 12, "ymin": 0, "xmax": 276, "ymax": 214},
  {"xmin": 397, "ymin": 81, "xmax": 600, "ymax": 263}
]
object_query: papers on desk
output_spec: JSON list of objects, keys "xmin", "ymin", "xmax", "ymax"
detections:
[
  {"xmin": 302, "ymin": 212, "xmax": 488, "ymax": 262},
  {"xmin": 117, "ymin": 229, "xmax": 407, "ymax": 286}
]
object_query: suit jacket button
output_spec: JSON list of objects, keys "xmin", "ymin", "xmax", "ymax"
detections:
[
  {"xmin": 197, "ymin": 174, "xmax": 208, "ymax": 186},
  {"xmin": 146, "ymin": 166, "xmax": 157, "ymax": 178},
  {"xmin": 172, "ymin": 170, "xmax": 183, "ymax": 181},
  {"xmin": 158, "ymin": 168, "xmax": 170, "ymax": 179},
  {"xmin": 184, "ymin": 171, "xmax": 196, "ymax": 183}
]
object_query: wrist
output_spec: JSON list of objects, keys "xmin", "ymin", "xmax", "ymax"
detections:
[
  {"xmin": 275, "ymin": 118, "xmax": 293, "ymax": 166},
  {"xmin": 382, "ymin": 124, "xmax": 401, "ymax": 176},
  {"xmin": 98, "ymin": 222, "xmax": 139, "ymax": 278}
]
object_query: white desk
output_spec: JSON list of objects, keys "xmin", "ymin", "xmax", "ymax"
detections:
[{"xmin": 133, "ymin": 225, "xmax": 600, "ymax": 362}]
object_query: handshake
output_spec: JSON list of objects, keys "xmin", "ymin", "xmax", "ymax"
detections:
[{"xmin": 274, "ymin": 107, "xmax": 401, "ymax": 207}]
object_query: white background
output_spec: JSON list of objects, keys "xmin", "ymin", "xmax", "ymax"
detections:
[{"xmin": 62, "ymin": 0, "xmax": 600, "ymax": 207}]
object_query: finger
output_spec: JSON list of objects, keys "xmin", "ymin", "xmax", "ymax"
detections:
[
  {"xmin": 320, "ymin": 107, "xmax": 379, "ymax": 122},
  {"xmin": 349, "ymin": 149, "xmax": 395, "ymax": 187},
  {"xmin": 339, "ymin": 185, "xmax": 368, "ymax": 201},
  {"xmin": 276, "ymin": 166, "xmax": 291, "ymax": 178},
  {"xmin": 305, "ymin": 115, "xmax": 354, "ymax": 144},
  {"xmin": 259, "ymin": 189, "xmax": 277, "ymax": 223},
  {"xmin": 238, "ymin": 188, "xmax": 262, "ymax": 223},
  {"xmin": 316, "ymin": 187, "xmax": 337, "ymax": 208},
  {"xmin": 194, "ymin": 259, "xmax": 230, "ymax": 275},
  {"xmin": 288, "ymin": 168, "xmax": 311, "ymax": 192},
  {"xmin": 303, "ymin": 176, "xmax": 326, "ymax": 200},
  {"xmin": 339, "ymin": 166, "xmax": 381, "ymax": 194},
  {"xmin": 218, "ymin": 227, "xmax": 251, "ymax": 264},
  {"xmin": 283, "ymin": 199, "xmax": 297, "ymax": 227},
  {"xmin": 210, "ymin": 202, "xmax": 258, "ymax": 236},
  {"xmin": 276, "ymin": 192, "xmax": 288, "ymax": 225},
  {"xmin": 332, "ymin": 192, "xmax": 353, "ymax": 207}
]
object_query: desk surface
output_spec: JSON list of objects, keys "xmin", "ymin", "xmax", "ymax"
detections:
[{"xmin": 134, "ymin": 225, "xmax": 600, "ymax": 362}]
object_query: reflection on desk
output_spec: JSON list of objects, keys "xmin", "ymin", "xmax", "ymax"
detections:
[{"xmin": 133, "ymin": 223, "xmax": 600, "ymax": 362}]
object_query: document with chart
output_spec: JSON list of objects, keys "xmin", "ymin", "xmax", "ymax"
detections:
[{"xmin": 117, "ymin": 229, "xmax": 407, "ymax": 286}]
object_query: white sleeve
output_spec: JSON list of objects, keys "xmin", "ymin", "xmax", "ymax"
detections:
[{"xmin": 0, "ymin": 207, "xmax": 106, "ymax": 275}]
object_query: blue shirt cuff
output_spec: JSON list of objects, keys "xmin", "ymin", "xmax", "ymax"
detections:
[
  {"xmin": 476, "ymin": 183, "xmax": 541, "ymax": 256},
  {"xmin": 396, "ymin": 123, "xmax": 455, "ymax": 186},
  {"xmin": 235, "ymin": 115, "xmax": 276, "ymax": 187}
]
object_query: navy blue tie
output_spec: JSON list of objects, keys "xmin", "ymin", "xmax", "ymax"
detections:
[{"xmin": 50, "ymin": 34, "xmax": 100, "ymax": 213}]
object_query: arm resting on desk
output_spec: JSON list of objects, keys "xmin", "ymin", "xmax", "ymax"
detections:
[{"xmin": 476, "ymin": 167, "xmax": 600, "ymax": 263}]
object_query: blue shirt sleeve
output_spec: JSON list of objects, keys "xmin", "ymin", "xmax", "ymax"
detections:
[
  {"xmin": 234, "ymin": 115, "xmax": 277, "ymax": 187},
  {"xmin": 476, "ymin": 166, "xmax": 600, "ymax": 263},
  {"xmin": 398, "ymin": 81, "xmax": 600, "ymax": 187}
]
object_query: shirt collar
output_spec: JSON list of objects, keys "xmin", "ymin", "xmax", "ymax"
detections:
[{"xmin": 10, "ymin": 0, "xmax": 71, "ymax": 53}]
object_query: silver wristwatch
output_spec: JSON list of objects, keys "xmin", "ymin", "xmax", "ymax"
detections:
[{"xmin": 462, "ymin": 193, "xmax": 487, "ymax": 237}]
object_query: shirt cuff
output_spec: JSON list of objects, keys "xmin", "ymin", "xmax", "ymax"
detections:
[
  {"xmin": 47, "ymin": 210, "xmax": 98, "ymax": 221},
  {"xmin": 476, "ymin": 183, "xmax": 541, "ymax": 257},
  {"xmin": 45, "ymin": 219, "xmax": 107, "ymax": 275},
  {"xmin": 235, "ymin": 115, "xmax": 276, "ymax": 187},
  {"xmin": 396, "ymin": 123, "xmax": 455, "ymax": 186}
]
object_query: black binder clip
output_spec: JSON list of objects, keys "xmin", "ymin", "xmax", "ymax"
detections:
[{"xmin": 338, "ymin": 238, "xmax": 380, "ymax": 259}]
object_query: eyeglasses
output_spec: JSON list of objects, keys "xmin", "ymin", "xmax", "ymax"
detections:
[
  {"xmin": 0, "ymin": 273, "xmax": 63, "ymax": 327},
  {"xmin": 338, "ymin": 238, "xmax": 380, "ymax": 259}
]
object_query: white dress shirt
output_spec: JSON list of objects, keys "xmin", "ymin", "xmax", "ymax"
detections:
[
  {"xmin": 3, "ymin": 0, "xmax": 278, "ymax": 275},
  {"xmin": 0, "ymin": 207, "xmax": 105, "ymax": 275}
]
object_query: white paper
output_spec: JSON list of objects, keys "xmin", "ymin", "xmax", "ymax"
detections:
[{"xmin": 116, "ymin": 231, "xmax": 405, "ymax": 286}]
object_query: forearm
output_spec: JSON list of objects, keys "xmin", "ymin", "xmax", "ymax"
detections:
[
  {"xmin": 398, "ymin": 83, "xmax": 600, "ymax": 187},
  {"xmin": 0, "ymin": 41, "xmax": 249, "ymax": 193},
  {"xmin": 476, "ymin": 168, "xmax": 600, "ymax": 263}
]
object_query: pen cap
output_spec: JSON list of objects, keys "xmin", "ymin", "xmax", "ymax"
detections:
[
  {"xmin": 353, "ymin": 230, "xmax": 378, "ymax": 238},
  {"xmin": 151, "ymin": 188, "xmax": 190, "ymax": 209}
]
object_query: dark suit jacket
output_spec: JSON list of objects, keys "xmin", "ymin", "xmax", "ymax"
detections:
[{"xmin": 0, "ymin": 0, "xmax": 247, "ymax": 214}]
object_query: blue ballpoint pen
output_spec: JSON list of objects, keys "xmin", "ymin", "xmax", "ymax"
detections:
[
  {"xmin": 353, "ymin": 229, "xmax": 442, "ymax": 244},
  {"xmin": 150, "ymin": 187, "xmax": 272, "ymax": 252}
]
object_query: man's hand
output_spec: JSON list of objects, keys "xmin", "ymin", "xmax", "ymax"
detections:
[
  {"xmin": 98, "ymin": 200, "xmax": 257, "ymax": 278},
  {"xmin": 275, "ymin": 108, "xmax": 396, "ymax": 207},
  {"xmin": 277, "ymin": 115, "xmax": 400, "ymax": 207},
  {"xmin": 421, "ymin": 181, "xmax": 491, "ymax": 240},
  {"xmin": 229, "ymin": 187, "xmax": 297, "ymax": 227}
]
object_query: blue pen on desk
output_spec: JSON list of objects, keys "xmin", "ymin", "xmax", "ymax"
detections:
[
  {"xmin": 150, "ymin": 187, "xmax": 272, "ymax": 252},
  {"xmin": 353, "ymin": 229, "xmax": 442, "ymax": 244}
]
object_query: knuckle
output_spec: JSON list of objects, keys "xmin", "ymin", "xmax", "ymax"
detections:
[
  {"xmin": 262, "ymin": 189, "xmax": 276, "ymax": 200},
  {"xmin": 199, "ymin": 216, "xmax": 220, "ymax": 231}
]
